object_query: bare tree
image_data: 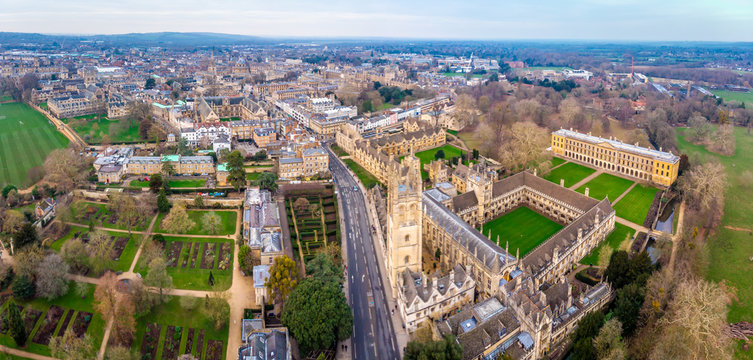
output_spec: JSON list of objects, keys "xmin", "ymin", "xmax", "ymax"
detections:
[
  {"xmin": 678, "ymin": 161, "xmax": 727, "ymax": 212},
  {"xmin": 94, "ymin": 272, "xmax": 136, "ymax": 345},
  {"xmin": 497, "ymin": 122, "xmax": 551, "ymax": 172},
  {"xmin": 144, "ymin": 257, "xmax": 172, "ymax": 303},
  {"xmin": 35, "ymin": 254, "xmax": 70, "ymax": 300},
  {"xmin": 43, "ymin": 149, "xmax": 92, "ymax": 192},
  {"xmin": 688, "ymin": 115, "xmax": 711, "ymax": 143},
  {"xmin": 710, "ymin": 124, "xmax": 735, "ymax": 155},
  {"xmin": 49, "ymin": 330, "xmax": 95, "ymax": 360},
  {"xmin": 88, "ymin": 230, "xmax": 113, "ymax": 275}
]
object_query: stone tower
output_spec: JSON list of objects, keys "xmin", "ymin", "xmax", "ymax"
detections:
[
  {"xmin": 466, "ymin": 165, "xmax": 494, "ymax": 224},
  {"xmin": 386, "ymin": 154, "xmax": 423, "ymax": 297}
]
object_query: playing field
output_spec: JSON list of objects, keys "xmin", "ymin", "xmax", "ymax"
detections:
[
  {"xmin": 576, "ymin": 173, "xmax": 634, "ymax": 203},
  {"xmin": 580, "ymin": 223, "xmax": 635, "ymax": 266},
  {"xmin": 544, "ymin": 162, "xmax": 596, "ymax": 188},
  {"xmin": 0, "ymin": 102, "xmax": 69, "ymax": 187},
  {"xmin": 613, "ymin": 184, "xmax": 660, "ymax": 224},
  {"xmin": 711, "ymin": 89, "xmax": 753, "ymax": 104},
  {"xmin": 480, "ymin": 206, "xmax": 563, "ymax": 257}
]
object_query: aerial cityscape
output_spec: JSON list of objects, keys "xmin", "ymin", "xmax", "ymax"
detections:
[{"xmin": 0, "ymin": 1, "xmax": 752, "ymax": 360}]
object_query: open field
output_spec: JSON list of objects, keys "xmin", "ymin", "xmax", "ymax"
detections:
[
  {"xmin": 343, "ymin": 159, "xmax": 382, "ymax": 189},
  {"xmin": 677, "ymin": 126, "xmax": 753, "ymax": 357},
  {"xmin": 543, "ymin": 162, "xmax": 596, "ymax": 188},
  {"xmin": 130, "ymin": 295, "xmax": 229, "ymax": 360},
  {"xmin": 62, "ymin": 114, "xmax": 140, "ymax": 144},
  {"xmin": 0, "ymin": 102, "xmax": 69, "ymax": 188},
  {"xmin": 136, "ymin": 236, "xmax": 233, "ymax": 291},
  {"xmin": 576, "ymin": 173, "xmax": 635, "ymax": 203},
  {"xmin": 613, "ymin": 184, "xmax": 660, "ymax": 224},
  {"xmin": 580, "ymin": 223, "xmax": 635, "ymax": 266},
  {"xmin": 480, "ymin": 206, "xmax": 563, "ymax": 257},
  {"xmin": 0, "ymin": 283, "xmax": 106, "ymax": 357},
  {"xmin": 711, "ymin": 89, "xmax": 753, "ymax": 104},
  {"xmin": 155, "ymin": 210, "xmax": 237, "ymax": 236}
]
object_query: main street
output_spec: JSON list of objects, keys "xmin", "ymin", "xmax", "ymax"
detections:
[{"xmin": 328, "ymin": 149, "xmax": 401, "ymax": 360}]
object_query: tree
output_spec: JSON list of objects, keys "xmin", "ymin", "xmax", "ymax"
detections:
[
  {"xmin": 614, "ymin": 283, "xmax": 645, "ymax": 336},
  {"xmin": 711, "ymin": 123, "xmax": 735, "ymax": 155},
  {"xmin": 305, "ymin": 253, "xmax": 343, "ymax": 284},
  {"xmin": 5, "ymin": 299, "xmax": 27, "ymax": 346},
  {"xmin": 43, "ymin": 149, "xmax": 91, "ymax": 192},
  {"xmin": 605, "ymin": 250, "xmax": 630, "ymax": 289},
  {"xmin": 144, "ymin": 257, "xmax": 172, "ymax": 303},
  {"xmin": 162, "ymin": 201, "xmax": 195, "ymax": 234},
  {"xmin": 161, "ymin": 162, "xmax": 176, "ymax": 177},
  {"xmin": 434, "ymin": 149, "xmax": 445, "ymax": 159},
  {"xmin": 105, "ymin": 346, "xmax": 136, "ymax": 360},
  {"xmin": 497, "ymin": 122, "xmax": 551, "ymax": 172},
  {"xmin": 678, "ymin": 161, "xmax": 726, "ymax": 212},
  {"xmin": 203, "ymin": 292, "xmax": 229, "ymax": 330},
  {"xmin": 5, "ymin": 189, "xmax": 18, "ymax": 207},
  {"xmin": 404, "ymin": 335, "xmax": 463, "ymax": 360},
  {"xmin": 88, "ymin": 231, "xmax": 113, "ymax": 275},
  {"xmin": 110, "ymin": 194, "xmax": 145, "ymax": 236},
  {"xmin": 201, "ymin": 212, "xmax": 222, "ymax": 235},
  {"xmin": 95, "ymin": 272, "xmax": 136, "ymax": 345},
  {"xmin": 294, "ymin": 198, "xmax": 310, "ymax": 213},
  {"xmin": 650, "ymin": 278, "xmax": 732, "ymax": 360},
  {"xmin": 570, "ymin": 311, "xmax": 605, "ymax": 360},
  {"xmin": 1, "ymin": 184, "xmax": 17, "ymax": 198},
  {"xmin": 688, "ymin": 115, "xmax": 711, "ymax": 143},
  {"xmin": 238, "ymin": 245, "xmax": 256, "ymax": 275},
  {"xmin": 50, "ymin": 330, "xmax": 95, "ymax": 360},
  {"xmin": 193, "ymin": 194, "xmax": 204, "ymax": 208},
  {"xmin": 255, "ymin": 172, "xmax": 278, "ymax": 192},
  {"xmin": 14, "ymin": 222, "xmax": 39, "ymax": 249},
  {"xmin": 226, "ymin": 151, "xmax": 246, "ymax": 191},
  {"xmin": 281, "ymin": 278, "xmax": 353, "ymax": 354},
  {"xmin": 2, "ymin": 211, "xmax": 24, "ymax": 235},
  {"xmin": 472, "ymin": 149, "xmax": 480, "ymax": 160},
  {"xmin": 149, "ymin": 174, "xmax": 164, "ymax": 193},
  {"xmin": 157, "ymin": 190, "xmax": 170, "ymax": 213},
  {"xmin": 144, "ymin": 77, "xmax": 156, "ymax": 90},
  {"xmin": 593, "ymin": 319, "xmax": 626, "ymax": 360},
  {"xmin": 13, "ymin": 245, "xmax": 44, "ymax": 280},
  {"xmin": 208, "ymin": 271, "xmax": 215, "ymax": 286},
  {"xmin": 265, "ymin": 255, "xmax": 299, "ymax": 305},
  {"xmin": 12, "ymin": 275, "xmax": 35, "ymax": 300},
  {"xmin": 35, "ymin": 254, "xmax": 70, "ymax": 300}
]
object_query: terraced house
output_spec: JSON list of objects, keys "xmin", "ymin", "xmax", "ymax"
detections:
[{"xmin": 550, "ymin": 129, "xmax": 679, "ymax": 187}]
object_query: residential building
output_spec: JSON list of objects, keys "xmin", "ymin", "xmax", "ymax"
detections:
[{"xmin": 277, "ymin": 147, "xmax": 329, "ymax": 180}]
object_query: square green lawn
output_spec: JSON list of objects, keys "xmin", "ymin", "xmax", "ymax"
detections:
[
  {"xmin": 343, "ymin": 159, "xmax": 382, "ymax": 189},
  {"xmin": 480, "ymin": 207, "xmax": 563, "ymax": 257},
  {"xmin": 47, "ymin": 225, "xmax": 140, "ymax": 272},
  {"xmin": 0, "ymin": 282, "xmax": 106, "ymax": 357},
  {"xmin": 130, "ymin": 295, "xmax": 229, "ymax": 360},
  {"xmin": 70, "ymin": 200, "xmax": 150, "ymax": 232},
  {"xmin": 580, "ymin": 223, "xmax": 636, "ymax": 266},
  {"xmin": 412, "ymin": 145, "xmax": 468, "ymax": 180},
  {"xmin": 576, "ymin": 173, "xmax": 635, "ymax": 203},
  {"xmin": 544, "ymin": 162, "xmax": 596, "ymax": 188},
  {"xmin": 136, "ymin": 236, "xmax": 233, "ymax": 291},
  {"xmin": 155, "ymin": 210, "xmax": 237, "ymax": 236},
  {"xmin": 551, "ymin": 157, "xmax": 566, "ymax": 167},
  {"xmin": 613, "ymin": 185, "xmax": 660, "ymax": 225},
  {"xmin": 245, "ymin": 172, "xmax": 261, "ymax": 181}
]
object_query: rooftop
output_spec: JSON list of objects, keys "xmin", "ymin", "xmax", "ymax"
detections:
[{"xmin": 553, "ymin": 128, "xmax": 679, "ymax": 163}]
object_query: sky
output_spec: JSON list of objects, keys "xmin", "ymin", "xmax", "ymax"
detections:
[{"xmin": 0, "ymin": 0, "xmax": 752, "ymax": 42}]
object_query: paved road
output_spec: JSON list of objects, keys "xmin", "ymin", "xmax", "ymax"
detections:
[{"xmin": 328, "ymin": 149, "xmax": 400, "ymax": 360}]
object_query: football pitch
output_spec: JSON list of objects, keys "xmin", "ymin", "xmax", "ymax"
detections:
[
  {"xmin": 0, "ymin": 102, "xmax": 69, "ymax": 187},
  {"xmin": 480, "ymin": 206, "xmax": 564, "ymax": 257}
]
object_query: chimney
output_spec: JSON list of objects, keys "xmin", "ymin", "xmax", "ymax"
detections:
[{"xmin": 585, "ymin": 187, "xmax": 589, "ymax": 197}]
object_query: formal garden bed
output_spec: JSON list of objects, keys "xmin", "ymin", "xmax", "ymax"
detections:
[
  {"xmin": 138, "ymin": 236, "xmax": 233, "ymax": 291},
  {"xmin": 286, "ymin": 190, "xmax": 340, "ymax": 263}
]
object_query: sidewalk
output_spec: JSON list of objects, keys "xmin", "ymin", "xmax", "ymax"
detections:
[{"xmin": 336, "ymin": 190, "xmax": 353, "ymax": 360}]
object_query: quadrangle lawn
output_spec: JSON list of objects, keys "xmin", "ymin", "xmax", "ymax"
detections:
[
  {"xmin": 551, "ymin": 157, "xmax": 566, "ymax": 168},
  {"xmin": 0, "ymin": 102, "xmax": 69, "ymax": 188},
  {"xmin": 580, "ymin": 223, "xmax": 635, "ymax": 266},
  {"xmin": 576, "ymin": 173, "xmax": 635, "ymax": 203},
  {"xmin": 480, "ymin": 206, "xmax": 564, "ymax": 257},
  {"xmin": 543, "ymin": 162, "xmax": 596, "ymax": 188},
  {"xmin": 155, "ymin": 210, "xmax": 237, "ymax": 236},
  {"xmin": 612, "ymin": 184, "xmax": 660, "ymax": 225}
]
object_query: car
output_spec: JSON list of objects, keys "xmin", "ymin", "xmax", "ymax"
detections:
[{"xmin": 353, "ymin": 186, "xmax": 358, "ymax": 191}]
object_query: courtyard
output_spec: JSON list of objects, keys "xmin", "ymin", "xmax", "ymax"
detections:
[
  {"xmin": 612, "ymin": 184, "xmax": 661, "ymax": 225},
  {"xmin": 544, "ymin": 162, "xmax": 596, "ymax": 188},
  {"xmin": 576, "ymin": 173, "xmax": 635, "ymax": 203},
  {"xmin": 480, "ymin": 206, "xmax": 564, "ymax": 257}
]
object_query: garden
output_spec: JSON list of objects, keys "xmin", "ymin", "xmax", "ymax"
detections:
[
  {"xmin": 155, "ymin": 210, "xmax": 237, "ymax": 236},
  {"xmin": 480, "ymin": 206, "xmax": 563, "ymax": 257},
  {"xmin": 61, "ymin": 114, "xmax": 140, "ymax": 144},
  {"xmin": 286, "ymin": 189, "xmax": 339, "ymax": 263},
  {"xmin": 48, "ymin": 225, "xmax": 140, "ymax": 273},
  {"xmin": 70, "ymin": 200, "xmax": 150, "ymax": 232}
]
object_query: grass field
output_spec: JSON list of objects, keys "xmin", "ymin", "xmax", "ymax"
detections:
[
  {"xmin": 711, "ymin": 89, "xmax": 753, "ymax": 104},
  {"xmin": 245, "ymin": 172, "xmax": 260, "ymax": 181},
  {"xmin": 64, "ymin": 115, "xmax": 140, "ymax": 144},
  {"xmin": 136, "ymin": 236, "xmax": 233, "ymax": 291},
  {"xmin": 343, "ymin": 159, "xmax": 382, "ymax": 188},
  {"xmin": 412, "ymin": 144, "xmax": 467, "ymax": 179},
  {"xmin": 613, "ymin": 184, "xmax": 660, "ymax": 224},
  {"xmin": 132, "ymin": 179, "xmax": 207, "ymax": 188},
  {"xmin": 0, "ymin": 102, "xmax": 70, "ymax": 187},
  {"xmin": 480, "ymin": 207, "xmax": 563, "ymax": 257},
  {"xmin": 155, "ymin": 210, "xmax": 237, "ymax": 236},
  {"xmin": 576, "ymin": 173, "xmax": 635, "ymax": 203},
  {"xmin": 543, "ymin": 162, "xmax": 596, "ymax": 188},
  {"xmin": 677, "ymin": 126, "xmax": 753, "ymax": 358},
  {"xmin": 551, "ymin": 157, "xmax": 566, "ymax": 167},
  {"xmin": 580, "ymin": 223, "xmax": 635, "ymax": 266}
]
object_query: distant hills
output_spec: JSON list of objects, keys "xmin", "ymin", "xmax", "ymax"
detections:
[{"xmin": 0, "ymin": 32, "xmax": 272, "ymax": 47}]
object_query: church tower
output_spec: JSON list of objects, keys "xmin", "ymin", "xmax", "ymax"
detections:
[{"xmin": 386, "ymin": 155, "xmax": 423, "ymax": 297}]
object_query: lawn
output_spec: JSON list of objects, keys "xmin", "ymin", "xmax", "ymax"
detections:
[
  {"xmin": 330, "ymin": 144, "xmax": 349, "ymax": 157},
  {"xmin": 576, "ymin": 173, "xmax": 635, "ymax": 203},
  {"xmin": 69, "ymin": 200, "xmax": 150, "ymax": 232},
  {"xmin": 543, "ymin": 162, "xmax": 596, "ymax": 188},
  {"xmin": 245, "ymin": 172, "xmax": 261, "ymax": 181},
  {"xmin": 64, "ymin": 115, "xmax": 140, "ymax": 144},
  {"xmin": 612, "ymin": 184, "xmax": 660, "ymax": 224},
  {"xmin": 136, "ymin": 236, "xmax": 233, "ymax": 291},
  {"xmin": 580, "ymin": 223, "xmax": 635, "ymax": 266},
  {"xmin": 711, "ymin": 89, "xmax": 753, "ymax": 104},
  {"xmin": 677, "ymin": 126, "xmax": 753, "ymax": 358},
  {"xmin": 411, "ymin": 144, "xmax": 467, "ymax": 179},
  {"xmin": 47, "ymin": 225, "xmax": 140, "ymax": 273},
  {"xmin": 155, "ymin": 210, "xmax": 237, "ymax": 236},
  {"xmin": 0, "ymin": 102, "xmax": 70, "ymax": 188},
  {"xmin": 480, "ymin": 206, "xmax": 564, "ymax": 257},
  {"xmin": 0, "ymin": 282, "xmax": 106, "ymax": 357},
  {"xmin": 132, "ymin": 179, "xmax": 206, "ymax": 188},
  {"xmin": 343, "ymin": 159, "xmax": 382, "ymax": 189},
  {"xmin": 130, "ymin": 295, "xmax": 229, "ymax": 360},
  {"xmin": 551, "ymin": 157, "xmax": 566, "ymax": 168}
]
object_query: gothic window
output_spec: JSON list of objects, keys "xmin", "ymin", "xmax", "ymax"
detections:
[
  {"xmin": 405, "ymin": 235, "xmax": 410, "ymax": 243},
  {"xmin": 404, "ymin": 256, "xmax": 411, "ymax": 264}
]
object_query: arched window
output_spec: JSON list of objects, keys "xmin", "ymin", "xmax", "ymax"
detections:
[
  {"xmin": 405, "ymin": 235, "xmax": 410, "ymax": 243},
  {"xmin": 404, "ymin": 255, "xmax": 411, "ymax": 264}
]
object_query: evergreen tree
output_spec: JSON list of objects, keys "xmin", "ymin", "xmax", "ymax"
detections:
[
  {"xmin": 14, "ymin": 223, "xmax": 38, "ymax": 249},
  {"xmin": 5, "ymin": 299, "xmax": 27, "ymax": 346},
  {"xmin": 208, "ymin": 271, "xmax": 215, "ymax": 286},
  {"xmin": 226, "ymin": 151, "xmax": 246, "ymax": 191},
  {"xmin": 157, "ymin": 190, "xmax": 170, "ymax": 213}
]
